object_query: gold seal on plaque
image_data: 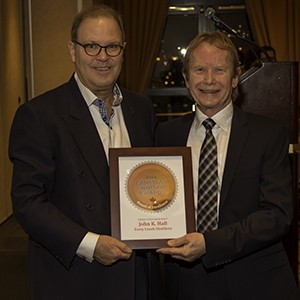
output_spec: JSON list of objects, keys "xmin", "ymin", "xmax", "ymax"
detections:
[{"xmin": 127, "ymin": 163, "xmax": 176, "ymax": 211}]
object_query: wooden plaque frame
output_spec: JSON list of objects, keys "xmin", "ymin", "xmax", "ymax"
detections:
[{"xmin": 109, "ymin": 147, "xmax": 195, "ymax": 249}]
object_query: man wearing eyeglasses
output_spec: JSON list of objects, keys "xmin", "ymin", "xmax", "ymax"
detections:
[{"xmin": 9, "ymin": 4, "xmax": 159, "ymax": 300}]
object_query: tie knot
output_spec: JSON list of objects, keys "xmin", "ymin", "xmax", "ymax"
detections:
[{"xmin": 202, "ymin": 118, "xmax": 215, "ymax": 131}]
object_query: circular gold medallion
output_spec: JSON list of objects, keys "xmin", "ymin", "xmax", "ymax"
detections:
[{"xmin": 126, "ymin": 162, "xmax": 176, "ymax": 211}]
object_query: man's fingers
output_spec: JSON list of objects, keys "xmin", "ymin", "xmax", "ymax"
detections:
[
  {"xmin": 94, "ymin": 235, "xmax": 133, "ymax": 265},
  {"xmin": 167, "ymin": 236, "xmax": 188, "ymax": 247}
]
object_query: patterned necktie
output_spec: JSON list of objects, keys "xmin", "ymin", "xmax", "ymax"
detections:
[{"xmin": 197, "ymin": 118, "xmax": 218, "ymax": 233}]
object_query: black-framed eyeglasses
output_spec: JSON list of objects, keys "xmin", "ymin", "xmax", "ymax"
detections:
[{"xmin": 73, "ymin": 41, "xmax": 124, "ymax": 57}]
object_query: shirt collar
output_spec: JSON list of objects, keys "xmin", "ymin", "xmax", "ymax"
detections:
[
  {"xmin": 74, "ymin": 73, "xmax": 123, "ymax": 107},
  {"xmin": 195, "ymin": 102, "xmax": 233, "ymax": 132}
]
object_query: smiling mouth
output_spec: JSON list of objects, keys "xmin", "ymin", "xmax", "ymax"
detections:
[
  {"xmin": 201, "ymin": 89, "xmax": 218, "ymax": 94},
  {"xmin": 94, "ymin": 66, "xmax": 110, "ymax": 71}
]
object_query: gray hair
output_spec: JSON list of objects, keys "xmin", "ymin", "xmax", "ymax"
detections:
[{"xmin": 71, "ymin": 4, "xmax": 125, "ymax": 42}]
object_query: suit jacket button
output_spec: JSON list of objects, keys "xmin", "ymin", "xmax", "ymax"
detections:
[
  {"xmin": 86, "ymin": 203, "xmax": 94, "ymax": 210},
  {"xmin": 78, "ymin": 170, "xmax": 86, "ymax": 177}
]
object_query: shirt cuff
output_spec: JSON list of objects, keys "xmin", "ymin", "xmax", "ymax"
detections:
[{"xmin": 76, "ymin": 232, "xmax": 99, "ymax": 263}]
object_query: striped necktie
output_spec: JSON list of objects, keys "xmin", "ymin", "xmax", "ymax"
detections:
[{"xmin": 197, "ymin": 118, "xmax": 218, "ymax": 233}]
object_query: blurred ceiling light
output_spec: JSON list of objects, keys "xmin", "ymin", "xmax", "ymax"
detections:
[
  {"xmin": 180, "ymin": 48, "xmax": 187, "ymax": 56},
  {"xmin": 169, "ymin": 6, "xmax": 195, "ymax": 12}
]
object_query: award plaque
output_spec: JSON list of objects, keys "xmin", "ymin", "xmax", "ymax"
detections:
[{"xmin": 109, "ymin": 147, "xmax": 195, "ymax": 249}]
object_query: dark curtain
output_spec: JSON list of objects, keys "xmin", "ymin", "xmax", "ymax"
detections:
[
  {"xmin": 246, "ymin": 0, "xmax": 300, "ymax": 63},
  {"xmin": 95, "ymin": 0, "xmax": 169, "ymax": 95}
]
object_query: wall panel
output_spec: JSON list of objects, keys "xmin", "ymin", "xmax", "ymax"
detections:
[{"xmin": 0, "ymin": 0, "xmax": 24, "ymax": 223}]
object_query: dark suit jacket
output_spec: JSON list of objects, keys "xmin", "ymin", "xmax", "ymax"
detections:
[
  {"xmin": 156, "ymin": 105, "xmax": 299, "ymax": 300},
  {"xmin": 9, "ymin": 76, "xmax": 159, "ymax": 300}
]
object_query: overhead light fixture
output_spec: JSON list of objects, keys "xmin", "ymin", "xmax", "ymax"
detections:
[{"xmin": 169, "ymin": 6, "xmax": 195, "ymax": 12}]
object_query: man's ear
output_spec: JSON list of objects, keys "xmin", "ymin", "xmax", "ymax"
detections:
[
  {"xmin": 232, "ymin": 67, "xmax": 241, "ymax": 88},
  {"xmin": 68, "ymin": 41, "xmax": 76, "ymax": 63},
  {"xmin": 182, "ymin": 71, "xmax": 189, "ymax": 88}
]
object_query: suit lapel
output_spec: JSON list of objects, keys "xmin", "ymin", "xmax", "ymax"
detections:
[
  {"xmin": 179, "ymin": 113, "xmax": 195, "ymax": 146},
  {"xmin": 220, "ymin": 106, "xmax": 249, "ymax": 207},
  {"xmin": 61, "ymin": 78, "xmax": 109, "ymax": 198},
  {"xmin": 121, "ymin": 96, "xmax": 137, "ymax": 145}
]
